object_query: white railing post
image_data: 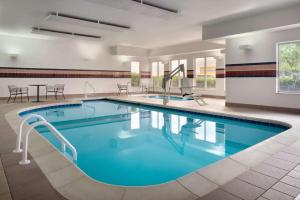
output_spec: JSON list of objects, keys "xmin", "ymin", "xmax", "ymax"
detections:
[
  {"xmin": 13, "ymin": 114, "xmax": 47, "ymax": 153},
  {"xmin": 15, "ymin": 114, "xmax": 77, "ymax": 165},
  {"xmin": 84, "ymin": 81, "xmax": 96, "ymax": 99}
]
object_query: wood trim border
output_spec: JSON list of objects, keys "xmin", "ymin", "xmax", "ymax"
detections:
[
  {"xmin": 226, "ymin": 102, "xmax": 300, "ymax": 114},
  {"xmin": 226, "ymin": 62, "xmax": 276, "ymax": 66},
  {"xmin": 0, "ymin": 67, "xmax": 151, "ymax": 78},
  {"xmin": 226, "ymin": 62, "xmax": 276, "ymax": 78}
]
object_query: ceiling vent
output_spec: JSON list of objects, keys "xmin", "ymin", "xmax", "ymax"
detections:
[
  {"xmin": 32, "ymin": 27, "xmax": 102, "ymax": 39},
  {"xmin": 85, "ymin": 0, "xmax": 179, "ymax": 19},
  {"xmin": 45, "ymin": 12, "xmax": 131, "ymax": 31}
]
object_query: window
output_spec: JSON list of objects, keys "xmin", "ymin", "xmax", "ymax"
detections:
[
  {"xmin": 195, "ymin": 58, "xmax": 205, "ymax": 88},
  {"xmin": 195, "ymin": 121, "xmax": 216, "ymax": 143},
  {"xmin": 277, "ymin": 41, "xmax": 300, "ymax": 93},
  {"xmin": 171, "ymin": 59, "xmax": 187, "ymax": 87},
  {"xmin": 151, "ymin": 61, "xmax": 164, "ymax": 87},
  {"xmin": 195, "ymin": 57, "xmax": 216, "ymax": 89},
  {"xmin": 151, "ymin": 111, "xmax": 164, "ymax": 129},
  {"xmin": 131, "ymin": 61, "xmax": 140, "ymax": 87},
  {"xmin": 170, "ymin": 115, "xmax": 187, "ymax": 134},
  {"xmin": 131, "ymin": 112, "xmax": 140, "ymax": 129}
]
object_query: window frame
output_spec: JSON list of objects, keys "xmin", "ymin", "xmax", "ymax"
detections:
[
  {"xmin": 151, "ymin": 61, "xmax": 164, "ymax": 88},
  {"xmin": 130, "ymin": 61, "xmax": 141, "ymax": 87},
  {"xmin": 170, "ymin": 59, "xmax": 187, "ymax": 88},
  {"xmin": 276, "ymin": 40, "xmax": 300, "ymax": 94},
  {"xmin": 194, "ymin": 57, "xmax": 217, "ymax": 90}
]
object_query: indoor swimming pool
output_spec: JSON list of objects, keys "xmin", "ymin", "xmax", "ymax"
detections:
[{"xmin": 20, "ymin": 99, "xmax": 288, "ymax": 186}]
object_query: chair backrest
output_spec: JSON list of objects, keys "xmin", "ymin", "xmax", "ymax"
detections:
[
  {"xmin": 117, "ymin": 83, "xmax": 128, "ymax": 90},
  {"xmin": 8, "ymin": 85, "xmax": 18, "ymax": 93},
  {"xmin": 180, "ymin": 78, "xmax": 193, "ymax": 95},
  {"xmin": 54, "ymin": 84, "xmax": 65, "ymax": 91}
]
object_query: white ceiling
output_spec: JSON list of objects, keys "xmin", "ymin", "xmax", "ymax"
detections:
[{"xmin": 0, "ymin": 0, "xmax": 300, "ymax": 48}]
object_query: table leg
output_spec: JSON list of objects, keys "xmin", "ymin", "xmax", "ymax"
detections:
[{"xmin": 37, "ymin": 86, "xmax": 40, "ymax": 102}]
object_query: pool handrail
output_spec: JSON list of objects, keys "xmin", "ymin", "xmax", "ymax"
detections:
[
  {"xmin": 18, "ymin": 120, "xmax": 77, "ymax": 165},
  {"xmin": 13, "ymin": 114, "xmax": 47, "ymax": 153}
]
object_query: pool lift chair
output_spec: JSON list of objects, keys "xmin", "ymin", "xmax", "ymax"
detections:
[
  {"xmin": 162, "ymin": 64, "xmax": 207, "ymax": 105},
  {"xmin": 180, "ymin": 78, "xmax": 207, "ymax": 106}
]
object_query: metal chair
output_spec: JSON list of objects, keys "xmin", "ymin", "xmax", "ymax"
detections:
[
  {"xmin": 46, "ymin": 84, "xmax": 65, "ymax": 100},
  {"xmin": 141, "ymin": 84, "xmax": 148, "ymax": 94},
  {"xmin": 117, "ymin": 83, "xmax": 129, "ymax": 95},
  {"xmin": 7, "ymin": 85, "xmax": 29, "ymax": 103}
]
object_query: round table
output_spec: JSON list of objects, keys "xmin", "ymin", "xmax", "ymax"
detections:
[{"xmin": 29, "ymin": 84, "xmax": 47, "ymax": 102}]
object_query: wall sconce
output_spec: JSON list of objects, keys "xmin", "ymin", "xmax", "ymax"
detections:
[
  {"xmin": 239, "ymin": 44, "xmax": 252, "ymax": 51},
  {"xmin": 9, "ymin": 53, "xmax": 19, "ymax": 61}
]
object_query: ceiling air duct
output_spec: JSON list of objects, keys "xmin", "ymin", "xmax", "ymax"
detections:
[
  {"xmin": 45, "ymin": 12, "xmax": 131, "ymax": 31},
  {"xmin": 32, "ymin": 27, "xmax": 102, "ymax": 39}
]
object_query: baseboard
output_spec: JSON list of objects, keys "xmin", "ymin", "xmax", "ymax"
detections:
[
  {"xmin": 226, "ymin": 102, "xmax": 300, "ymax": 114},
  {"xmin": 0, "ymin": 92, "xmax": 148, "ymax": 101}
]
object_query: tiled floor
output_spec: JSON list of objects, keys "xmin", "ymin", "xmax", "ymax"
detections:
[
  {"xmin": 198, "ymin": 147, "xmax": 300, "ymax": 200},
  {"xmin": 0, "ymin": 99, "xmax": 69, "ymax": 200},
  {"xmin": 1, "ymin": 95, "xmax": 300, "ymax": 200}
]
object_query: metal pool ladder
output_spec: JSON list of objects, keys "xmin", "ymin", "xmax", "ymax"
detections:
[{"xmin": 13, "ymin": 114, "xmax": 77, "ymax": 165}]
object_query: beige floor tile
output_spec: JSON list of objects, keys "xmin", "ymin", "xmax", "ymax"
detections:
[
  {"xmin": 0, "ymin": 170, "xmax": 10, "ymax": 195},
  {"xmin": 57, "ymin": 176, "xmax": 125, "ymax": 200},
  {"xmin": 281, "ymin": 176, "xmax": 300, "ymax": 188},
  {"xmin": 178, "ymin": 173, "xmax": 218, "ymax": 197},
  {"xmin": 273, "ymin": 151, "xmax": 300, "ymax": 163},
  {"xmin": 122, "ymin": 182, "xmax": 198, "ymax": 200},
  {"xmin": 34, "ymin": 151, "xmax": 72, "ymax": 174},
  {"xmin": 0, "ymin": 193, "xmax": 12, "ymax": 200},
  {"xmin": 272, "ymin": 182, "xmax": 300, "ymax": 197},
  {"xmin": 263, "ymin": 189, "xmax": 293, "ymax": 200},
  {"xmin": 0, "ymin": 159, "xmax": 3, "ymax": 171},
  {"xmin": 253, "ymin": 139, "xmax": 286, "ymax": 155},
  {"xmin": 288, "ymin": 170, "xmax": 300, "ymax": 180},
  {"xmin": 222, "ymin": 178, "xmax": 265, "ymax": 200},
  {"xmin": 230, "ymin": 148, "xmax": 269, "ymax": 167},
  {"xmin": 198, "ymin": 158, "xmax": 249, "ymax": 185},
  {"xmin": 46, "ymin": 164, "xmax": 84, "ymax": 188},
  {"xmin": 282, "ymin": 147, "xmax": 300, "ymax": 157},
  {"xmin": 199, "ymin": 188, "xmax": 242, "ymax": 200},
  {"xmin": 271, "ymin": 134, "xmax": 300, "ymax": 146},
  {"xmin": 263, "ymin": 157, "xmax": 298, "ymax": 171},
  {"xmin": 252, "ymin": 163, "xmax": 288, "ymax": 179},
  {"xmin": 237, "ymin": 170, "xmax": 277, "ymax": 190}
]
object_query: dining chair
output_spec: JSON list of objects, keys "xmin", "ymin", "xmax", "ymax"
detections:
[
  {"xmin": 7, "ymin": 85, "xmax": 29, "ymax": 103},
  {"xmin": 46, "ymin": 84, "xmax": 65, "ymax": 100}
]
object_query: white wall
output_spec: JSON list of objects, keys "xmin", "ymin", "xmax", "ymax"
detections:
[
  {"xmin": 0, "ymin": 35, "xmax": 150, "ymax": 97},
  {"xmin": 149, "ymin": 40, "xmax": 225, "ymax": 57},
  {"xmin": 226, "ymin": 28, "xmax": 300, "ymax": 109},
  {"xmin": 202, "ymin": 3, "xmax": 300, "ymax": 40},
  {"xmin": 0, "ymin": 34, "xmax": 226, "ymax": 98}
]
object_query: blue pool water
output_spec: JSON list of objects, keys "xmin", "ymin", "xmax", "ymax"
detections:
[
  {"xmin": 146, "ymin": 95, "xmax": 193, "ymax": 101},
  {"xmin": 20, "ymin": 99, "xmax": 288, "ymax": 186}
]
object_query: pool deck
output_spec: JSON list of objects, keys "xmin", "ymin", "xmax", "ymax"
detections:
[{"xmin": 1, "ymin": 94, "xmax": 300, "ymax": 200}]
